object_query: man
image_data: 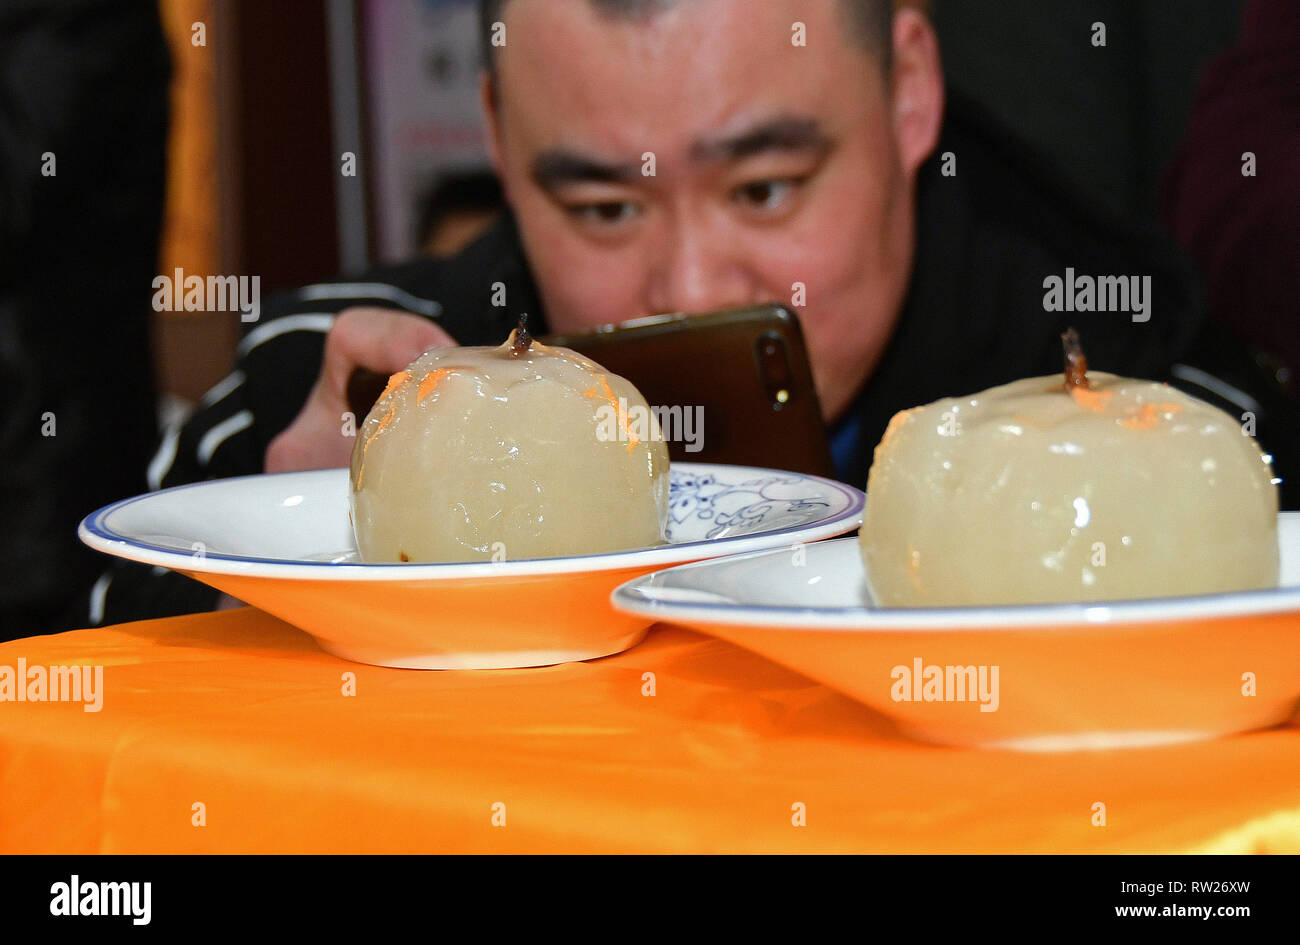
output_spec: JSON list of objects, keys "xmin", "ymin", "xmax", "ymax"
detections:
[{"xmin": 91, "ymin": 0, "xmax": 1293, "ymax": 625}]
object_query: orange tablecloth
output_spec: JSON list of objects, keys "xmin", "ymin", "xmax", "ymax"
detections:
[{"xmin": 1, "ymin": 606, "xmax": 1298, "ymax": 853}]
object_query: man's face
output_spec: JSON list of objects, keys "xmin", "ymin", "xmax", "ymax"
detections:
[{"xmin": 486, "ymin": 0, "xmax": 936, "ymax": 420}]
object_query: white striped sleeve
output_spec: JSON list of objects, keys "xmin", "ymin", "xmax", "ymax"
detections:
[
  {"xmin": 1170, "ymin": 363, "xmax": 1262, "ymax": 415},
  {"xmin": 294, "ymin": 282, "xmax": 442, "ymax": 317},
  {"xmin": 146, "ymin": 424, "xmax": 182, "ymax": 491},
  {"xmin": 197, "ymin": 409, "xmax": 255, "ymax": 466},
  {"xmin": 199, "ymin": 368, "xmax": 246, "ymax": 407},
  {"xmin": 88, "ymin": 571, "xmax": 112, "ymax": 625},
  {"xmin": 236, "ymin": 311, "xmax": 337, "ymax": 357}
]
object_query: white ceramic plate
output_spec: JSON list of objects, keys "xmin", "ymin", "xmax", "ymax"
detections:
[
  {"xmin": 79, "ymin": 463, "xmax": 863, "ymax": 669},
  {"xmin": 612, "ymin": 516, "xmax": 1300, "ymax": 750}
]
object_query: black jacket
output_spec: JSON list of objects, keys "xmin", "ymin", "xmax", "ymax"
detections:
[{"xmin": 91, "ymin": 93, "xmax": 1299, "ymax": 626}]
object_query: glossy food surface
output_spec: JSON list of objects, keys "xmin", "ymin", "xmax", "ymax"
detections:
[
  {"xmin": 351, "ymin": 336, "xmax": 669, "ymax": 562},
  {"xmin": 860, "ymin": 372, "xmax": 1279, "ymax": 605}
]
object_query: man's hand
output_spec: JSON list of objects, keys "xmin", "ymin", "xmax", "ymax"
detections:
[{"xmin": 264, "ymin": 307, "xmax": 455, "ymax": 473}]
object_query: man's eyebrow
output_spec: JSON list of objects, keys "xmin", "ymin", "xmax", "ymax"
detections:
[
  {"xmin": 528, "ymin": 117, "xmax": 829, "ymax": 189},
  {"xmin": 690, "ymin": 116, "xmax": 830, "ymax": 163},
  {"xmin": 530, "ymin": 151, "xmax": 642, "ymax": 189}
]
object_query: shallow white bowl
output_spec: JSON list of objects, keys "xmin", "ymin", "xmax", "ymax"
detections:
[
  {"xmin": 79, "ymin": 463, "xmax": 863, "ymax": 668},
  {"xmin": 612, "ymin": 516, "xmax": 1300, "ymax": 750}
]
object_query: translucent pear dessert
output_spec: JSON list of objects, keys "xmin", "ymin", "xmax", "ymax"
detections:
[
  {"xmin": 860, "ymin": 330, "xmax": 1279, "ymax": 606},
  {"xmin": 350, "ymin": 316, "xmax": 670, "ymax": 563}
]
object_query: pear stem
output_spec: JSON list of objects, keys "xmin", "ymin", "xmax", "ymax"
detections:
[
  {"xmin": 511, "ymin": 313, "xmax": 532, "ymax": 355},
  {"xmin": 1062, "ymin": 327, "xmax": 1090, "ymax": 390}
]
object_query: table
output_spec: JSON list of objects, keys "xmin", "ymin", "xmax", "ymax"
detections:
[{"xmin": 1, "ymin": 606, "xmax": 1298, "ymax": 853}]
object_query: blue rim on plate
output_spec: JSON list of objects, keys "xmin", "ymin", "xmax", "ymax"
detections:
[
  {"xmin": 78, "ymin": 463, "xmax": 866, "ymax": 579},
  {"xmin": 611, "ymin": 522, "xmax": 1300, "ymax": 629}
]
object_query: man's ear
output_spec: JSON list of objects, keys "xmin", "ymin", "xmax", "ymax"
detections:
[{"xmin": 888, "ymin": 7, "xmax": 945, "ymax": 180}]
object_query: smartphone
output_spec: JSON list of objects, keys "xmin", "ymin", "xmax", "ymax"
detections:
[
  {"xmin": 346, "ymin": 303, "xmax": 833, "ymax": 477},
  {"xmin": 545, "ymin": 304, "xmax": 832, "ymax": 476}
]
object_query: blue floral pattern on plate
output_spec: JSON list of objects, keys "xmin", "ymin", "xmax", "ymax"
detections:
[
  {"xmin": 80, "ymin": 463, "xmax": 863, "ymax": 569},
  {"xmin": 667, "ymin": 469, "xmax": 837, "ymax": 541}
]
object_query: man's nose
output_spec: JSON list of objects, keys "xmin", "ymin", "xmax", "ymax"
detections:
[{"xmin": 645, "ymin": 218, "xmax": 760, "ymax": 315}]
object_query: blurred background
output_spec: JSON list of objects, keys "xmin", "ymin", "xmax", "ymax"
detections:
[
  {"xmin": 6, "ymin": 0, "xmax": 1297, "ymax": 640},
  {"xmin": 137, "ymin": 0, "xmax": 1258, "ymax": 409}
]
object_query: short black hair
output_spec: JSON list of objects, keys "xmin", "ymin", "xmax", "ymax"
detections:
[{"xmin": 477, "ymin": 0, "xmax": 893, "ymax": 80}]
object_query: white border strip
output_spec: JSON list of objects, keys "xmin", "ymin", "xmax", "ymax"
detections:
[
  {"xmin": 236, "ymin": 312, "xmax": 337, "ymax": 357},
  {"xmin": 199, "ymin": 368, "xmax": 246, "ymax": 407},
  {"xmin": 1171, "ymin": 363, "xmax": 1261, "ymax": 415},
  {"xmin": 146, "ymin": 426, "xmax": 182, "ymax": 491},
  {"xmin": 88, "ymin": 571, "xmax": 112, "ymax": 625},
  {"xmin": 197, "ymin": 410, "xmax": 255, "ymax": 466},
  {"xmin": 294, "ymin": 283, "xmax": 441, "ymax": 317}
]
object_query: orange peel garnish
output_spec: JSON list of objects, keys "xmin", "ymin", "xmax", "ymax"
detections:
[
  {"xmin": 1069, "ymin": 386, "xmax": 1114, "ymax": 411},
  {"xmin": 1121, "ymin": 401, "xmax": 1181, "ymax": 430},
  {"xmin": 356, "ymin": 375, "xmax": 410, "ymax": 490},
  {"xmin": 379, "ymin": 370, "xmax": 411, "ymax": 402},
  {"xmin": 583, "ymin": 373, "xmax": 640, "ymax": 451},
  {"xmin": 417, "ymin": 368, "xmax": 454, "ymax": 405}
]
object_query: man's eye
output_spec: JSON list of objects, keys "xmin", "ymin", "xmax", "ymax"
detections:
[
  {"xmin": 732, "ymin": 178, "xmax": 801, "ymax": 211},
  {"xmin": 567, "ymin": 201, "xmax": 640, "ymax": 225}
]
